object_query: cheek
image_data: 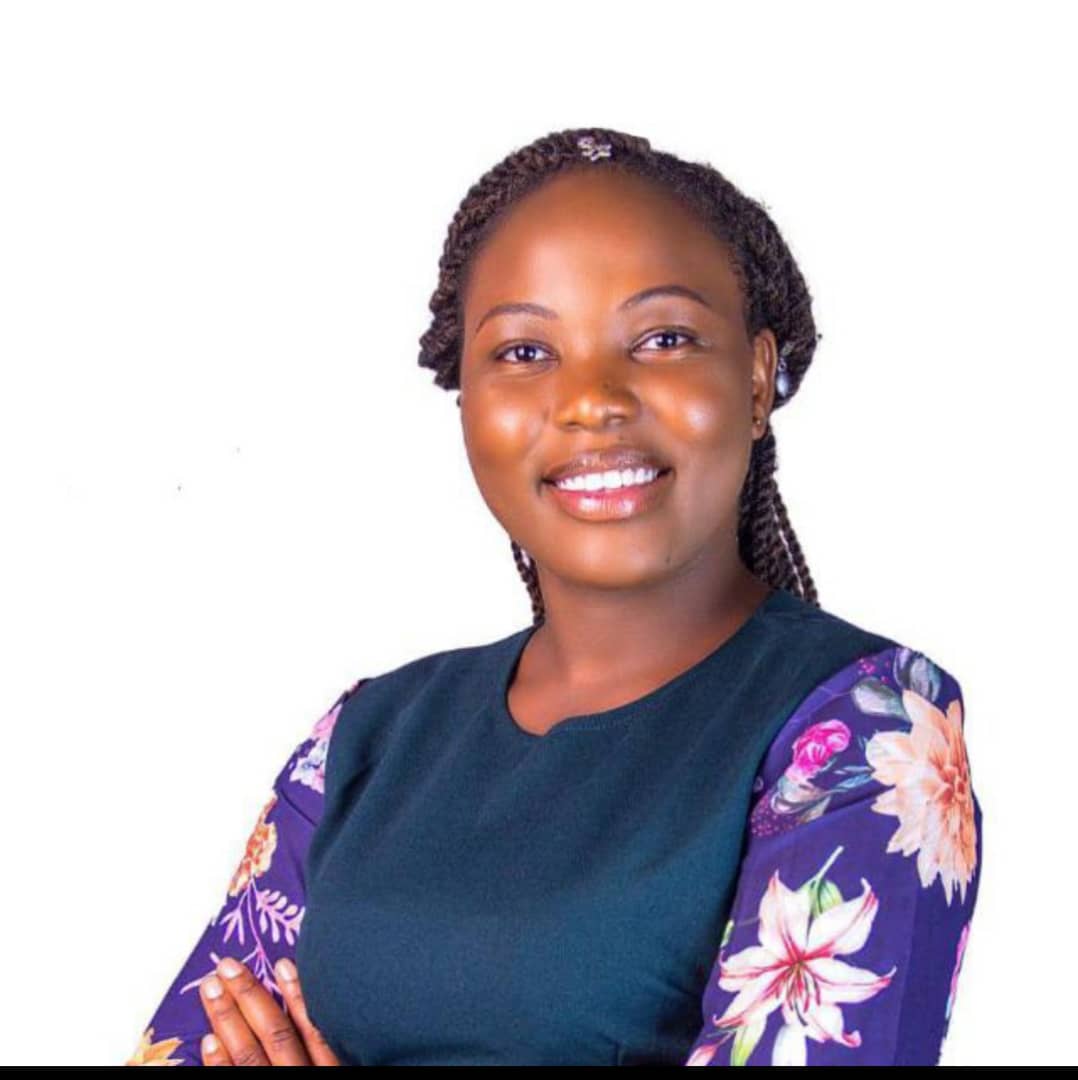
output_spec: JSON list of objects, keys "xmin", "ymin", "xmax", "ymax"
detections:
[
  {"xmin": 463, "ymin": 388, "xmax": 541, "ymax": 465},
  {"xmin": 654, "ymin": 380, "xmax": 753, "ymax": 506},
  {"xmin": 655, "ymin": 375, "xmax": 749, "ymax": 457},
  {"xmin": 461, "ymin": 387, "xmax": 545, "ymax": 512}
]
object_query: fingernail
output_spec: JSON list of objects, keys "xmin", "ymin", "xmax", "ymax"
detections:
[
  {"xmin": 203, "ymin": 976, "xmax": 223, "ymax": 999},
  {"xmin": 218, "ymin": 957, "xmax": 243, "ymax": 978},
  {"xmin": 276, "ymin": 957, "xmax": 298, "ymax": 982},
  {"xmin": 202, "ymin": 1034, "xmax": 219, "ymax": 1054}
]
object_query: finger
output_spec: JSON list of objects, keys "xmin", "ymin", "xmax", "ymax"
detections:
[
  {"xmin": 200, "ymin": 970, "xmax": 271, "ymax": 1066},
  {"xmin": 213, "ymin": 956, "xmax": 312, "ymax": 1066},
  {"xmin": 274, "ymin": 958, "xmax": 341, "ymax": 1066},
  {"xmin": 200, "ymin": 1031, "xmax": 233, "ymax": 1066}
]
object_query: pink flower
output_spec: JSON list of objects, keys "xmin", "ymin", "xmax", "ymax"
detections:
[
  {"xmin": 712, "ymin": 859, "xmax": 896, "ymax": 1065},
  {"xmin": 945, "ymin": 921, "xmax": 971, "ymax": 1020},
  {"xmin": 685, "ymin": 1043, "xmax": 719, "ymax": 1066},
  {"xmin": 786, "ymin": 719, "xmax": 851, "ymax": 785},
  {"xmin": 310, "ymin": 699, "xmax": 343, "ymax": 743},
  {"xmin": 289, "ymin": 700, "xmax": 345, "ymax": 795}
]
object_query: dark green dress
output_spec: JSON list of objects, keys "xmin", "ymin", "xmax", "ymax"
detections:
[{"xmin": 131, "ymin": 586, "xmax": 983, "ymax": 1066}]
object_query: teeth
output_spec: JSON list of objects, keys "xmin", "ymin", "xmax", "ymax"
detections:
[{"xmin": 554, "ymin": 467, "xmax": 661, "ymax": 492}]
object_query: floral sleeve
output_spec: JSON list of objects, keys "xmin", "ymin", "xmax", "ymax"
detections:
[
  {"xmin": 125, "ymin": 679, "xmax": 366, "ymax": 1066},
  {"xmin": 684, "ymin": 646, "xmax": 983, "ymax": 1067}
]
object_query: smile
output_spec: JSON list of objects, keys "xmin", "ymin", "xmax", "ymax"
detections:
[{"xmin": 542, "ymin": 467, "xmax": 674, "ymax": 522}]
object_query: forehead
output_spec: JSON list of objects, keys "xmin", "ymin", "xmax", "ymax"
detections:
[{"xmin": 462, "ymin": 169, "xmax": 743, "ymax": 325}]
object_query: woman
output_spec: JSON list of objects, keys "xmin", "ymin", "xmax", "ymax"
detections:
[{"xmin": 127, "ymin": 127, "xmax": 982, "ymax": 1067}]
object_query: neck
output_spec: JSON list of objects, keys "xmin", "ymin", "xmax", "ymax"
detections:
[{"xmin": 526, "ymin": 545, "xmax": 771, "ymax": 693}]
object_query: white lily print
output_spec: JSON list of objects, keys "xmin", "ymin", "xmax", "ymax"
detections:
[{"xmin": 710, "ymin": 846, "xmax": 896, "ymax": 1066}]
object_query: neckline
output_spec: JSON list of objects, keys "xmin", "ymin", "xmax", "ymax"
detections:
[{"xmin": 496, "ymin": 586, "xmax": 789, "ymax": 741}]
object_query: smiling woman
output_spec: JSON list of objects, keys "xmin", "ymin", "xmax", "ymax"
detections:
[{"xmin": 129, "ymin": 127, "xmax": 982, "ymax": 1066}]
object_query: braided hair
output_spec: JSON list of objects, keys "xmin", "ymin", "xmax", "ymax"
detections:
[{"xmin": 417, "ymin": 126, "xmax": 822, "ymax": 625}]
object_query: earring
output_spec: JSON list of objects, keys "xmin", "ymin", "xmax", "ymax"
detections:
[{"xmin": 776, "ymin": 341, "xmax": 794, "ymax": 400}]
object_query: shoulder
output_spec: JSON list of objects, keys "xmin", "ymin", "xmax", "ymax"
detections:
[
  {"xmin": 755, "ymin": 595, "xmax": 968, "ymax": 762},
  {"xmin": 760, "ymin": 588, "xmax": 902, "ymax": 658},
  {"xmin": 266, "ymin": 676, "xmax": 370, "ymax": 821},
  {"xmin": 749, "ymin": 634, "xmax": 978, "ymax": 902},
  {"xmin": 755, "ymin": 634, "xmax": 967, "ymax": 789},
  {"xmin": 274, "ymin": 627, "xmax": 525, "ymax": 805}
]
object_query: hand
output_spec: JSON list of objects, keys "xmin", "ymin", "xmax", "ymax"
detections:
[{"xmin": 197, "ymin": 955, "xmax": 340, "ymax": 1065}]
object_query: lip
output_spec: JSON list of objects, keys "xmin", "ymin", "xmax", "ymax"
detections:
[
  {"xmin": 542, "ymin": 446, "xmax": 669, "ymax": 483},
  {"xmin": 542, "ymin": 466, "xmax": 674, "ymax": 522}
]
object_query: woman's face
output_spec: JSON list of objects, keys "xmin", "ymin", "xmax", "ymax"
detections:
[{"xmin": 458, "ymin": 167, "xmax": 777, "ymax": 596}]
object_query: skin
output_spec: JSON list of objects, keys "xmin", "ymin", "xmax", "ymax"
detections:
[
  {"xmin": 192, "ymin": 167, "xmax": 782, "ymax": 1060},
  {"xmin": 195, "ymin": 956, "xmax": 339, "ymax": 1065},
  {"xmin": 458, "ymin": 167, "xmax": 780, "ymax": 735}
]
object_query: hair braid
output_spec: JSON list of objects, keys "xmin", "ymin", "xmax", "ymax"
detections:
[{"xmin": 418, "ymin": 126, "xmax": 822, "ymax": 624}]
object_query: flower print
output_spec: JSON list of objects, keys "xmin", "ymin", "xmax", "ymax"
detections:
[
  {"xmin": 945, "ymin": 921, "xmax": 971, "ymax": 1022},
  {"xmin": 687, "ymin": 649, "xmax": 981, "ymax": 1067},
  {"xmin": 227, "ymin": 794, "xmax": 278, "ymax": 896},
  {"xmin": 125, "ymin": 1025, "xmax": 185, "ymax": 1066},
  {"xmin": 686, "ymin": 1043, "xmax": 719, "ymax": 1066},
  {"xmin": 131, "ymin": 685, "xmax": 367, "ymax": 1062},
  {"xmin": 749, "ymin": 719, "xmax": 852, "ymax": 838},
  {"xmin": 710, "ymin": 847, "xmax": 895, "ymax": 1066},
  {"xmin": 864, "ymin": 687, "xmax": 977, "ymax": 905},
  {"xmin": 175, "ymin": 792, "xmax": 304, "ymax": 1004},
  {"xmin": 310, "ymin": 699, "xmax": 340, "ymax": 743},
  {"xmin": 289, "ymin": 697, "xmax": 345, "ymax": 795},
  {"xmin": 788, "ymin": 719, "xmax": 851, "ymax": 785}
]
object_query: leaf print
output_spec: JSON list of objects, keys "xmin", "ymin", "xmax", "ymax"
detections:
[
  {"xmin": 217, "ymin": 902, "xmax": 245, "ymax": 947},
  {"xmin": 256, "ymin": 887, "xmax": 304, "ymax": 946},
  {"xmin": 850, "ymin": 675, "xmax": 906, "ymax": 719},
  {"xmin": 892, "ymin": 646, "xmax": 942, "ymax": 703},
  {"xmin": 129, "ymin": 680, "xmax": 368, "ymax": 1065}
]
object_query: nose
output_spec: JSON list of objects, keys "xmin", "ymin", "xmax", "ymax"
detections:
[{"xmin": 551, "ymin": 357, "xmax": 640, "ymax": 429}]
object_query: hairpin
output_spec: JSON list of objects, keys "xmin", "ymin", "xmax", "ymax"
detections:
[{"xmin": 577, "ymin": 135, "xmax": 612, "ymax": 162}]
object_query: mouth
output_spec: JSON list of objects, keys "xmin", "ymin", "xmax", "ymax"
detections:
[{"xmin": 541, "ymin": 466, "xmax": 674, "ymax": 522}]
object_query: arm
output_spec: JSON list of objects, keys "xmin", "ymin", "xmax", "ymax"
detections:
[
  {"xmin": 684, "ymin": 645, "xmax": 983, "ymax": 1067},
  {"xmin": 125, "ymin": 678, "xmax": 367, "ymax": 1066}
]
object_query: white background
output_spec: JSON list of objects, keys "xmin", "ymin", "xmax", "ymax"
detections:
[{"xmin": 1, "ymin": 1, "xmax": 1070, "ymax": 1066}]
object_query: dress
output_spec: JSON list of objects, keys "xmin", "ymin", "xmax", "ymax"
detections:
[{"xmin": 126, "ymin": 588, "xmax": 983, "ymax": 1066}]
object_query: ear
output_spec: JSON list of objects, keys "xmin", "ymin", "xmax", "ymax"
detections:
[{"xmin": 751, "ymin": 328, "xmax": 779, "ymax": 435}]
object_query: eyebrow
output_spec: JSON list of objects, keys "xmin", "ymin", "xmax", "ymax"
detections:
[{"xmin": 472, "ymin": 283, "xmax": 714, "ymax": 336}]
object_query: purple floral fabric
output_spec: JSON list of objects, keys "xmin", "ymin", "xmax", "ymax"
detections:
[
  {"xmin": 127, "ymin": 646, "xmax": 981, "ymax": 1067},
  {"xmin": 684, "ymin": 645, "xmax": 981, "ymax": 1066},
  {"xmin": 125, "ymin": 679, "xmax": 367, "ymax": 1067}
]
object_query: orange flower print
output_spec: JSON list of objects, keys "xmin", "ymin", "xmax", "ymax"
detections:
[
  {"xmin": 708, "ymin": 848, "xmax": 895, "ymax": 1066},
  {"xmin": 864, "ymin": 688, "xmax": 977, "ymax": 905},
  {"xmin": 227, "ymin": 794, "xmax": 278, "ymax": 897},
  {"xmin": 125, "ymin": 1025, "xmax": 184, "ymax": 1065}
]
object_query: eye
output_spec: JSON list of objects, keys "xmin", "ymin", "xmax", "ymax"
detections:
[
  {"xmin": 636, "ymin": 328, "xmax": 698, "ymax": 352},
  {"xmin": 493, "ymin": 341, "xmax": 554, "ymax": 365}
]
